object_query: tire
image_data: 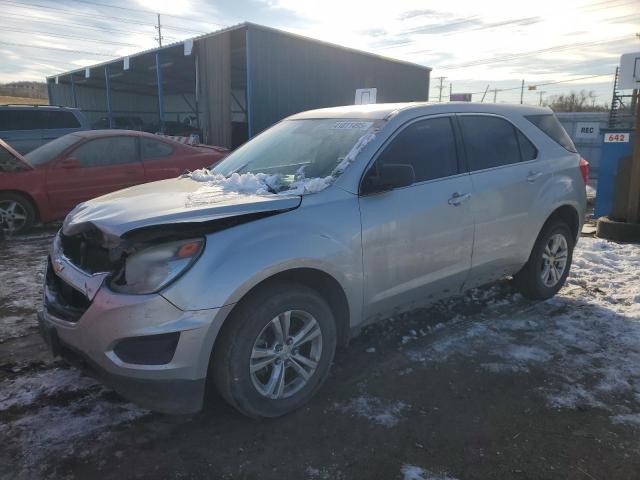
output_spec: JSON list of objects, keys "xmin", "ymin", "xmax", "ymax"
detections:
[
  {"xmin": 212, "ymin": 282, "xmax": 337, "ymax": 418},
  {"xmin": 0, "ymin": 192, "xmax": 36, "ymax": 233},
  {"xmin": 513, "ymin": 220, "xmax": 574, "ymax": 300}
]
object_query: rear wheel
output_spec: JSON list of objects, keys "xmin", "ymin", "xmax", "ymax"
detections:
[
  {"xmin": 212, "ymin": 282, "xmax": 337, "ymax": 418},
  {"xmin": 0, "ymin": 193, "xmax": 35, "ymax": 233},
  {"xmin": 513, "ymin": 220, "xmax": 574, "ymax": 300}
]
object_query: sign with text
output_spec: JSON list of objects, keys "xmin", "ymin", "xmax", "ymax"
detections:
[
  {"xmin": 575, "ymin": 122, "xmax": 600, "ymax": 139},
  {"xmin": 604, "ymin": 132, "xmax": 630, "ymax": 143}
]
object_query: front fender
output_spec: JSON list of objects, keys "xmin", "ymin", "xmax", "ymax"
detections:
[{"xmin": 161, "ymin": 189, "xmax": 363, "ymax": 326}]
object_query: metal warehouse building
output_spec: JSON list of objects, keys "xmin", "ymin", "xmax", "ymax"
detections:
[{"xmin": 46, "ymin": 23, "xmax": 431, "ymax": 148}]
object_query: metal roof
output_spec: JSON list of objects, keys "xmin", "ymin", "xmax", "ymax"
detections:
[{"xmin": 47, "ymin": 22, "xmax": 431, "ymax": 80}]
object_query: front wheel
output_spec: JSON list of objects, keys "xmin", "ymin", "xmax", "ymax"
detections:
[
  {"xmin": 513, "ymin": 220, "xmax": 574, "ymax": 300},
  {"xmin": 212, "ymin": 283, "xmax": 337, "ymax": 418}
]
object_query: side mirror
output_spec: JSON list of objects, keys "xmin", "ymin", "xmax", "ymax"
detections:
[
  {"xmin": 59, "ymin": 158, "xmax": 80, "ymax": 169},
  {"xmin": 361, "ymin": 164, "xmax": 415, "ymax": 195}
]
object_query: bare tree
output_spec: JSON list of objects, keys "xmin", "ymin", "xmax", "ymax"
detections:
[{"xmin": 544, "ymin": 90, "xmax": 609, "ymax": 112}]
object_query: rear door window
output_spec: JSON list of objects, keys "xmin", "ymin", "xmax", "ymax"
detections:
[
  {"xmin": 375, "ymin": 116, "xmax": 459, "ymax": 183},
  {"xmin": 142, "ymin": 138, "xmax": 175, "ymax": 159},
  {"xmin": 459, "ymin": 115, "xmax": 522, "ymax": 171},
  {"xmin": 71, "ymin": 136, "xmax": 139, "ymax": 167},
  {"xmin": 525, "ymin": 114, "xmax": 577, "ymax": 152}
]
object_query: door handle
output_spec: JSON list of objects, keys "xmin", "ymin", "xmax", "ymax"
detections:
[
  {"xmin": 527, "ymin": 171, "xmax": 543, "ymax": 183},
  {"xmin": 448, "ymin": 192, "xmax": 471, "ymax": 206}
]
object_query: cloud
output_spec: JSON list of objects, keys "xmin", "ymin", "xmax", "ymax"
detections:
[{"xmin": 397, "ymin": 9, "xmax": 446, "ymax": 20}]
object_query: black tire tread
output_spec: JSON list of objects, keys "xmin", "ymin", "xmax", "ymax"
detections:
[
  {"xmin": 211, "ymin": 281, "xmax": 336, "ymax": 418},
  {"xmin": 514, "ymin": 219, "xmax": 574, "ymax": 300}
]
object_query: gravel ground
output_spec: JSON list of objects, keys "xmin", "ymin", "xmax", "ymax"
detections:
[{"xmin": 0, "ymin": 229, "xmax": 639, "ymax": 480}]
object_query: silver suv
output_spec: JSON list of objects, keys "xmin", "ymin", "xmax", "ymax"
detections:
[{"xmin": 39, "ymin": 102, "xmax": 587, "ymax": 418}]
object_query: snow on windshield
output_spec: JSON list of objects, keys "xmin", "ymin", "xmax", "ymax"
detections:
[{"xmin": 186, "ymin": 127, "xmax": 378, "ymax": 197}]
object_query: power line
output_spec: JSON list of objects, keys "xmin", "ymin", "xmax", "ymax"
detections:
[
  {"xmin": 0, "ymin": 0, "xmax": 155, "ymax": 27},
  {"xmin": 1, "ymin": 0, "xmax": 220, "ymax": 38},
  {"xmin": 0, "ymin": 26, "xmax": 147, "ymax": 48},
  {"xmin": 0, "ymin": 40, "xmax": 116, "ymax": 58},
  {"xmin": 62, "ymin": 0, "xmax": 227, "ymax": 26},
  {"xmin": 2, "ymin": 11, "xmax": 156, "ymax": 37}
]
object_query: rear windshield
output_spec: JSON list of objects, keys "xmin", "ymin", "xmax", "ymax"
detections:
[
  {"xmin": 525, "ymin": 114, "xmax": 577, "ymax": 153},
  {"xmin": 25, "ymin": 134, "xmax": 80, "ymax": 166}
]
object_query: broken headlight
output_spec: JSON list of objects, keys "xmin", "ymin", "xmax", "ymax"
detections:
[{"xmin": 110, "ymin": 238, "xmax": 204, "ymax": 295}]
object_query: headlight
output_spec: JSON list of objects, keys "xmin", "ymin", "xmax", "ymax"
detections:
[{"xmin": 110, "ymin": 238, "xmax": 204, "ymax": 295}]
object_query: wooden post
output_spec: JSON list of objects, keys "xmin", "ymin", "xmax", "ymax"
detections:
[{"xmin": 627, "ymin": 90, "xmax": 640, "ymax": 223}]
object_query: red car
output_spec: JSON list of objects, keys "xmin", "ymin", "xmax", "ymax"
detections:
[{"xmin": 0, "ymin": 130, "xmax": 227, "ymax": 232}]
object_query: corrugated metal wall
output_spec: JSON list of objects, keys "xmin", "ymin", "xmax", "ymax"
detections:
[
  {"xmin": 197, "ymin": 32, "xmax": 232, "ymax": 147},
  {"xmin": 49, "ymin": 82, "xmax": 159, "ymax": 124},
  {"xmin": 246, "ymin": 25, "xmax": 430, "ymax": 136},
  {"xmin": 556, "ymin": 112, "xmax": 609, "ymax": 176}
]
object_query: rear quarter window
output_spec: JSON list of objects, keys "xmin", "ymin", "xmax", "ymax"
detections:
[
  {"xmin": 525, "ymin": 114, "xmax": 577, "ymax": 153},
  {"xmin": 0, "ymin": 110, "xmax": 41, "ymax": 131},
  {"xmin": 0, "ymin": 109, "xmax": 80, "ymax": 131},
  {"xmin": 41, "ymin": 110, "xmax": 81, "ymax": 129},
  {"xmin": 142, "ymin": 138, "xmax": 175, "ymax": 159}
]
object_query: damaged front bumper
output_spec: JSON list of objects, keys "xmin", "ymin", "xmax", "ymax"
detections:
[{"xmin": 38, "ymin": 234, "xmax": 230, "ymax": 414}]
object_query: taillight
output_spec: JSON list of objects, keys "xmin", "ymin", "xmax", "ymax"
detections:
[{"xmin": 579, "ymin": 157, "xmax": 589, "ymax": 186}]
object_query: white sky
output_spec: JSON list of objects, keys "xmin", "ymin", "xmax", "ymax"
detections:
[{"xmin": 0, "ymin": 0, "xmax": 638, "ymax": 105}]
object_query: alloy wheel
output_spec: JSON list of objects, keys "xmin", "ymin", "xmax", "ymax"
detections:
[
  {"xmin": 250, "ymin": 310, "xmax": 323, "ymax": 400},
  {"xmin": 0, "ymin": 200, "xmax": 28, "ymax": 232},
  {"xmin": 540, "ymin": 233, "xmax": 569, "ymax": 287}
]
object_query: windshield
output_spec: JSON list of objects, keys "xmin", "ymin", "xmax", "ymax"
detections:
[
  {"xmin": 209, "ymin": 119, "xmax": 377, "ymax": 193},
  {"xmin": 25, "ymin": 134, "xmax": 80, "ymax": 166}
]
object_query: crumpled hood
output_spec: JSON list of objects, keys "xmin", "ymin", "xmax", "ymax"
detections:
[{"xmin": 62, "ymin": 176, "xmax": 302, "ymax": 241}]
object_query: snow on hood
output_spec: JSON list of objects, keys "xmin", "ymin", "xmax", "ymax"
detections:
[
  {"xmin": 187, "ymin": 130, "xmax": 377, "ymax": 197},
  {"xmin": 62, "ymin": 177, "xmax": 301, "ymax": 242}
]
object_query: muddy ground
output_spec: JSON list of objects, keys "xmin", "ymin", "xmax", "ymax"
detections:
[{"xmin": 0, "ymin": 228, "xmax": 639, "ymax": 480}]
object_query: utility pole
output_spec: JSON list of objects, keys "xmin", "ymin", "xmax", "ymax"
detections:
[
  {"xmin": 436, "ymin": 76, "xmax": 446, "ymax": 102},
  {"xmin": 493, "ymin": 89, "xmax": 498, "ymax": 102},
  {"xmin": 155, "ymin": 13, "xmax": 163, "ymax": 47},
  {"xmin": 449, "ymin": 83, "xmax": 452, "ymax": 101},
  {"xmin": 520, "ymin": 79, "xmax": 525, "ymax": 104},
  {"xmin": 538, "ymin": 91, "xmax": 546, "ymax": 106},
  {"xmin": 480, "ymin": 84, "xmax": 490, "ymax": 102},
  {"xmin": 626, "ymin": 90, "xmax": 640, "ymax": 223}
]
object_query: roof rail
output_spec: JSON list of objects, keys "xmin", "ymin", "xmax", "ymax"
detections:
[{"xmin": 0, "ymin": 104, "xmax": 61, "ymax": 108}]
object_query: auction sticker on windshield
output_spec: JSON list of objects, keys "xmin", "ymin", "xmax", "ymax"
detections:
[{"xmin": 331, "ymin": 121, "xmax": 373, "ymax": 130}]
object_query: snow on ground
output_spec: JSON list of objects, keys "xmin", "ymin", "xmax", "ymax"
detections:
[
  {"xmin": 1, "ymin": 390, "xmax": 147, "ymax": 470},
  {"xmin": 401, "ymin": 465, "xmax": 459, "ymax": 480},
  {"xmin": 0, "ymin": 233, "xmax": 50, "ymax": 342},
  {"xmin": 406, "ymin": 237, "xmax": 640, "ymax": 426},
  {"xmin": 334, "ymin": 395, "xmax": 409, "ymax": 427},
  {"xmin": 0, "ymin": 366, "xmax": 148, "ymax": 473},
  {"xmin": 0, "ymin": 367, "xmax": 97, "ymax": 410}
]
